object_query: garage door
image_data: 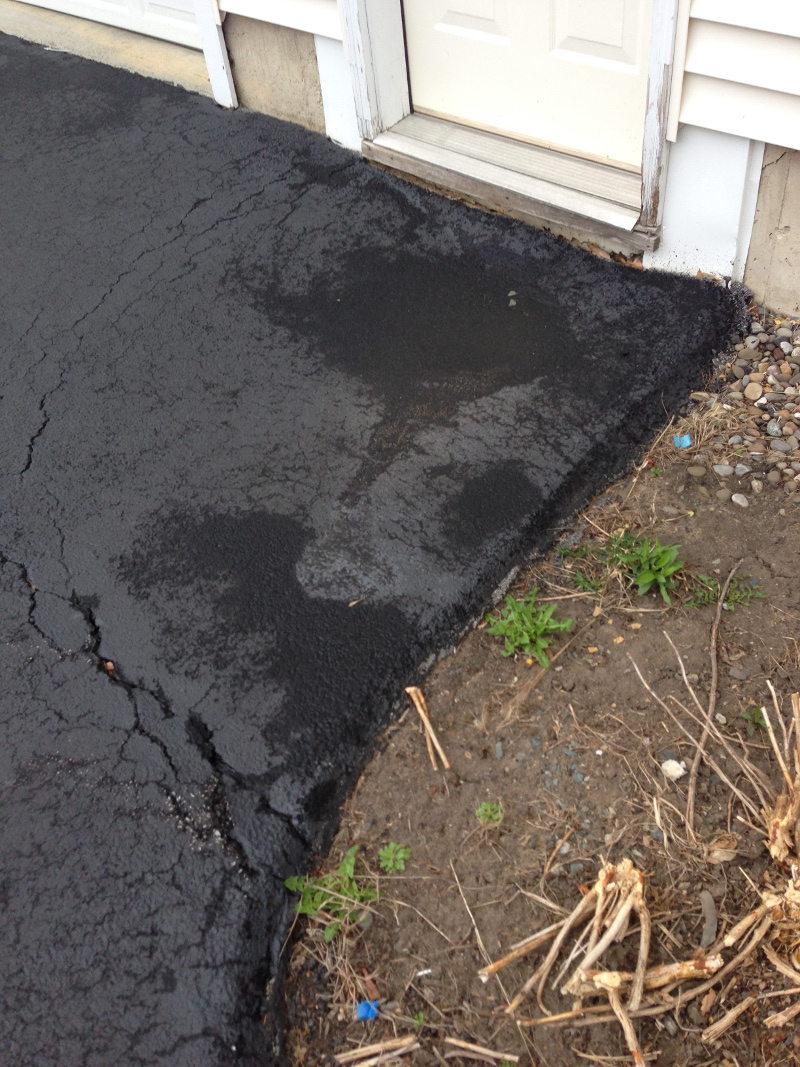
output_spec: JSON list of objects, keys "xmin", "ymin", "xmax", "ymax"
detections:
[{"xmin": 16, "ymin": 0, "xmax": 201, "ymax": 49}]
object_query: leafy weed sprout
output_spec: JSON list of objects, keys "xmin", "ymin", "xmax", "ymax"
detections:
[
  {"xmin": 561, "ymin": 529, "xmax": 685, "ymax": 606},
  {"xmin": 378, "ymin": 842, "xmax": 410, "ymax": 873},
  {"xmin": 742, "ymin": 704, "xmax": 768, "ymax": 737},
  {"xmin": 284, "ymin": 845, "xmax": 376, "ymax": 942},
  {"xmin": 476, "ymin": 801, "xmax": 503, "ymax": 827},
  {"xmin": 686, "ymin": 574, "xmax": 765, "ymax": 611},
  {"xmin": 485, "ymin": 588, "xmax": 573, "ymax": 666}
]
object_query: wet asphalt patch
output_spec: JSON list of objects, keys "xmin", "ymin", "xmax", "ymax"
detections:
[{"xmin": 0, "ymin": 32, "xmax": 744, "ymax": 1067}]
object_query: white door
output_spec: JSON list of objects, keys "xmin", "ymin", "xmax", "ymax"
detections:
[
  {"xmin": 17, "ymin": 0, "xmax": 201, "ymax": 49},
  {"xmin": 402, "ymin": 0, "xmax": 654, "ymax": 169}
]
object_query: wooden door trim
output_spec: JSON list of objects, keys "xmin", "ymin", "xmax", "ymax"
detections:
[{"xmin": 347, "ymin": 0, "xmax": 680, "ymax": 231}]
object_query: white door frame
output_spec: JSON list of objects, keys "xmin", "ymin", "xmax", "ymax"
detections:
[{"xmin": 339, "ymin": 0, "xmax": 680, "ymax": 231}]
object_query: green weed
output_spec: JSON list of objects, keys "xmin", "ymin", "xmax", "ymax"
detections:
[
  {"xmin": 476, "ymin": 801, "xmax": 503, "ymax": 827},
  {"xmin": 413, "ymin": 1011, "xmax": 425, "ymax": 1032},
  {"xmin": 741, "ymin": 705, "xmax": 767, "ymax": 737},
  {"xmin": 485, "ymin": 589, "xmax": 573, "ymax": 666},
  {"xmin": 686, "ymin": 575, "xmax": 765, "ymax": 611},
  {"xmin": 284, "ymin": 845, "xmax": 376, "ymax": 942},
  {"xmin": 573, "ymin": 570, "xmax": 601, "ymax": 593},
  {"xmin": 561, "ymin": 529, "xmax": 685, "ymax": 605},
  {"xmin": 378, "ymin": 842, "xmax": 411, "ymax": 873},
  {"xmin": 610, "ymin": 532, "xmax": 684, "ymax": 604}
]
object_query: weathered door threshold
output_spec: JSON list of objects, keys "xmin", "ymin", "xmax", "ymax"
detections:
[{"xmin": 363, "ymin": 113, "xmax": 659, "ymax": 253}]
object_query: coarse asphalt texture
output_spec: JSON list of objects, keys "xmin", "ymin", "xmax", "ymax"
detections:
[{"xmin": 0, "ymin": 34, "xmax": 745, "ymax": 1067}]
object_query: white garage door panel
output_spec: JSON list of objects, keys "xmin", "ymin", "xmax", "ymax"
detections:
[{"xmin": 17, "ymin": 0, "xmax": 202, "ymax": 48}]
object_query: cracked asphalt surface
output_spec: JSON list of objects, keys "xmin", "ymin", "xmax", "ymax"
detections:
[{"xmin": 0, "ymin": 34, "xmax": 743, "ymax": 1066}]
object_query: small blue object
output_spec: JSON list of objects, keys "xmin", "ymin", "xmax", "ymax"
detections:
[
  {"xmin": 357, "ymin": 1000, "xmax": 379, "ymax": 1021},
  {"xmin": 673, "ymin": 434, "xmax": 691, "ymax": 449}
]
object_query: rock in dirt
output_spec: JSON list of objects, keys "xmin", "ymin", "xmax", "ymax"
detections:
[{"xmin": 732, "ymin": 493, "xmax": 749, "ymax": 507}]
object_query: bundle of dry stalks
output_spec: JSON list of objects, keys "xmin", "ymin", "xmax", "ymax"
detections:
[{"xmin": 479, "ymin": 577, "xmax": 800, "ymax": 1066}]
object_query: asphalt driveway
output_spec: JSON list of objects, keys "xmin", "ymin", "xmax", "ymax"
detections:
[{"xmin": 0, "ymin": 34, "xmax": 743, "ymax": 1066}]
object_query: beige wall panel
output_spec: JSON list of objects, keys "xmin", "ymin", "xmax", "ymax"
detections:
[
  {"xmin": 745, "ymin": 145, "xmax": 800, "ymax": 317},
  {"xmin": 224, "ymin": 15, "xmax": 324, "ymax": 133}
]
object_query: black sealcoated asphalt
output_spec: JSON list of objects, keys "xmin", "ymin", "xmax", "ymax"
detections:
[{"xmin": 0, "ymin": 34, "xmax": 743, "ymax": 1065}]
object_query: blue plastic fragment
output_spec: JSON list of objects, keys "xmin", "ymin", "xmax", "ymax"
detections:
[
  {"xmin": 357, "ymin": 1000, "xmax": 379, "ymax": 1021},
  {"xmin": 673, "ymin": 434, "xmax": 691, "ymax": 449}
]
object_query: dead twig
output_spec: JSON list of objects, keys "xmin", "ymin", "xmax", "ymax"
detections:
[
  {"xmin": 406, "ymin": 687, "xmax": 450, "ymax": 770},
  {"xmin": 701, "ymin": 997, "xmax": 755, "ymax": 1044},
  {"xmin": 607, "ymin": 988, "xmax": 644, "ymax": 1066},
  {"xmin": 686, "ymin": 560, "xmax": 743, "ymax": 836},
  {"xmin": 443, "ymin": 1038, "xmax": 519, "ymax": 1063},
  {"xmin": 335, "ymin": 1038, "xmax": 418, "ymax": 1064}
]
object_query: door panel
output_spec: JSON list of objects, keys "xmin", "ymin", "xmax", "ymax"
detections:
[
  {"xmin": 403, "ymin": 0, "xmax": 654, "ymax": 168},
  {"xmin": 17, "ymin": 0, "xmax": 201, "ymax": 48}
]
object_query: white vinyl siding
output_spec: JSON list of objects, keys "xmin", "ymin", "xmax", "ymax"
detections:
[
  {"xmin": 670, "ymin": 0, "xmax": 800, "ymax": 150},
  {"xmin": 216, "ymin": 0, "xmax": 342, "ymax": 40}
]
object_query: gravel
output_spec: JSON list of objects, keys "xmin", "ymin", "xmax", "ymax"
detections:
[{"xmin": 691, "ymin": 308, "xmax": 800, "ymax": 510}]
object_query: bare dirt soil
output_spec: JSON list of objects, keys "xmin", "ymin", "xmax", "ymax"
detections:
[{"xmin": 284, "ymin": 307, "xmax": 800, "ymax": 1067}]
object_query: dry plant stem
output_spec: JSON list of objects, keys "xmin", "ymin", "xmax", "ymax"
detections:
[
  {"xmin": 501, "ymin": 618, "xmax": 598, "ymax": 724},
  {"xmin": 443, "ymin": 1038, "xmax": 519, "ymax": 1063},
  {"xmin": 659, "ymin": 649, "xmax": 777, "ymax": 806},
  {"xmin": 622, "ymin": 418, "xmax": 675, "ymax": 507},
  {"xmin": 405, "ymin": 687, "xmax": 450, "ymax": 770},
  {"xmin": 628, "ymin": 656, "xmax": 764, "ymax": 821},
  {"xmin": 348, "ymin": 1046, "xmax": 421, "ymax": 1067},
  {"xmin": 335, "ymin": 1038, "xmax": 417, "ymax": 1064},
  {"xmin": 763, "ymin": 681, "xmax": 794, "ymax": 791},
  {"xmin": 607, "ymin": 989, "xmax": 644, "ymax": 1066},
  {"xmin": 541, "ymin": 826, "xmax": 575, "ymax": 888},
  {"xmin": 579, "ymin": 957, "xmax": 723, "ymax": 993},
  {"xmin": 384, "ymin": 898, "xmax": 455, "ymax": 946},
  {"xmin": 722, "ymin": 899, "xmax": 775, "ymax": 948},
  {"xmin": 504, "ymin": 888, "xmax": 599, "ymax": 1015},
  {"xmin": 423, "ymin": 728, "xmax": 438, "ymax": 770},
  {"xmin": 628, "ymin": 891, "xmax": 651, "ymax": 1011},
  {"xmin": 765, "ymin": 997, "xmax": 800, "ymax": 1028},
  {"xmin": 520, "ymin": 1003, "xmax": 673, "ymax": 1029},
  {"xmin": 762, "ymin": 942, "xmax": 800, "ymax": 985},
  {"xmin": 674, "ymin": 912, "xmax": 774, "ymax": 1005},
  {"xmin": 451, "ymin": 861, "xmax": 490, "ymax": 966},
  {"xmin": 479, "ymin": 922, "xmax": 563, "ymax": 979},
  {"xmin": 686, "ymin": 560, "xmax": 742, "ymax": 836},
  {"xmin": 700, "ymin": 996, "xmax": 755, "ymax": 1044}
]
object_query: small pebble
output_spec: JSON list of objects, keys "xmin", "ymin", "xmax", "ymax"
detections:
[
  {"xmin": 712, "ymin": 464, "xmax": 733, "ymax": 477},
  {"xmin": 494, "ymin": 742, "xmax": 504, "ymax": 759},
  {"xmin": 731, "ymin": 493, "xmax": 749, "ymax": 507},
  {"xmin": 687, "ymin": 466, "xmax": 706, "ymax": 478},
  {"xmin": 767, "ymin": 470, "xmax": 782, "ymax": 484},
  {"xmin": 751, "ymin": 479, "xmax": 763, "ymax": 493},
  {"xmin": 715, "ymin": 488, "xmax": 731, "ymax": 501},
  {"xmin": 735, "ymin": 463, "xmax": 751, "ymax": 475},
  {"xmin": 744, "ymin": 382, "xmax": 763, "ymax": 400}
]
